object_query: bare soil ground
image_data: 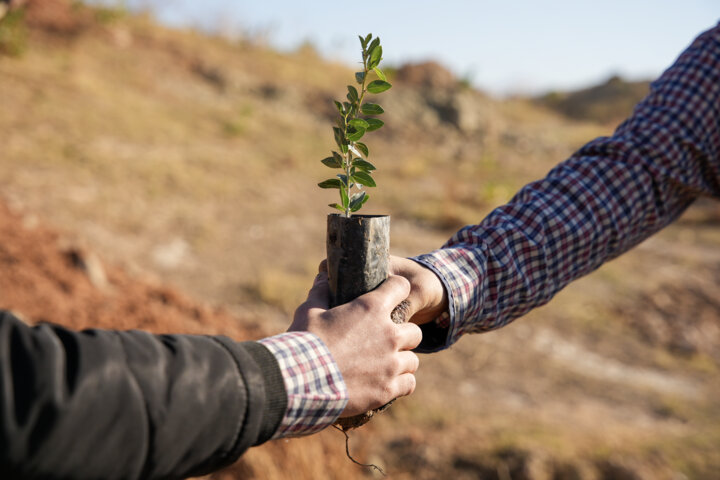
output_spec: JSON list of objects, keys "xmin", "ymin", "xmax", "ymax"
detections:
[
  {"xmin": 0, "ymin": 196, "xmax": 370, "ymax": 480},
  {"xmin": 2, "ymin": 4, "xmax": 720, "ymax": 478}
]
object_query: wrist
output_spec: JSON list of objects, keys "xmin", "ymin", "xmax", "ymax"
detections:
[
  {"xmin": 410, "ymin": 253, "xmax": 460, "ymax": 351},
  {"xmin": 409, "ymin": 258, "xmax": 449, "ymax": 322}
]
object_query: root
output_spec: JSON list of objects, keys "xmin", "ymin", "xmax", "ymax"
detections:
[{"xmin": 332, "ymin": 425, "xmax": 386, "ymax": 477}]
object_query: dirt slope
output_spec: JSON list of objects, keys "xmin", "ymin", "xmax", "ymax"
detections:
[
  {"xmin": 2, "ymin": 3, "xmax": 720, "ymax": 479},
  {"xmin": 0, "ymin": 198, "xmax": 372, "ymax": 480},
  {"xmin": 0, "ymin": 200, "xmax": 254, "ymax": 337}
]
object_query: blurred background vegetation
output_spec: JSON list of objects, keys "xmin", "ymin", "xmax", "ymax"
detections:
[{"xmin": 1, "ymin": 2, "xmax": 719, "ymax": 479}]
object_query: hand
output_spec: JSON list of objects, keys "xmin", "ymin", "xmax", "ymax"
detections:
[
  {"xmin": 290, "ymin": 273, "xmax": 422, "ymax": 417},
  {"xmin": 389, "ymin": 256, "xmax": 448, "ymax": 325}
]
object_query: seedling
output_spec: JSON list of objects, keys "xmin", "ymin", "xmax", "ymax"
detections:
[{"xmin": 318, "ymin": 33, "xmax": 392, "ymax": 217}]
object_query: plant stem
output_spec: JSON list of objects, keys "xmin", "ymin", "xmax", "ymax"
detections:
[
  {"xmin": 345, "ymin": 151, "xmax": 352, "ymax": 218},
  {"xmin": 343, "ymin": 57, "xmax": 370, "ymax": 218}
]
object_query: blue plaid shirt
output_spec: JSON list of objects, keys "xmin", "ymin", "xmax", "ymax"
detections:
[
  {"xmin": 262, "ymin": 23, "xmax": 720, "ymax": 437},
  {"xmin": 414, "ymin": 23, "xmax": 720, "ymax": 351}
]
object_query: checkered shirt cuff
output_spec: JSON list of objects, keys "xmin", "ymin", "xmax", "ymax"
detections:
[
  {"xmin": 258, "ymin": 331, "xmax": 347, "ymax": 438},
  {"xmin": 412, "ymin": 246, "xmax": 483, "ymax": 352}
]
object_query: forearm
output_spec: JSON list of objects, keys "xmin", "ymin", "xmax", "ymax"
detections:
[
  {"xmin": 415, "ymin": 24, "xmax": 720, "ymax": 350},
  {"xmin": 0, "ymin": 311, "xmax": 285, "ymax": 480}
]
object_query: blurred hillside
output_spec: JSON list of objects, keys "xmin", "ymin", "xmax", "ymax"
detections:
[
  {"xmin": 534, "ymin": 75, "xmax": 651, "ymax": 125},
  {"xmin": 1, "ymin": 2, "xmax": 720, "ymax": 479}
]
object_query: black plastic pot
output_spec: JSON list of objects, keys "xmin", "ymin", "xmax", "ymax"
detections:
[
  {"xmin": 326, "ymin": 213, "xmax": 400, "ymax": 430},
  {"xmin": 326, "ymin": 214, "xmax": 390, "ymax": 307}
]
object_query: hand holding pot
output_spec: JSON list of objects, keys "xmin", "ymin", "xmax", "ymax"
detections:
[
  {"xmin": 290, "ymin": 272, "xmax": 422, "ymax": 417},
  {"xmin": 390, "ymin": 256, "xmax": 449, "ymax": 325}
]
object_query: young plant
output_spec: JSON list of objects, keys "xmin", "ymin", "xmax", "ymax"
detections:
[{"xmin": 318, "ymin": 33, "xmax": 392, "ymax": 217}]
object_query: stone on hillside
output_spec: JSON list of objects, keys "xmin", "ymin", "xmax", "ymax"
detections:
[
  {"xmin": 396, "ymin": 61, "xmax": 458, "ymax": 90},
  {"xmin": 386, "ymin": 87, "xmax": 489, "ymax": 135}
]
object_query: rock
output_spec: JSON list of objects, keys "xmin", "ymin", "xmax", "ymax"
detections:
[
  {"xmin": 152, "ymin": 237, "xmax": 190, "ymax": 270},
  {"xmin": 65, "ymin": 247, "xmax": 108, "ymax": 290},
  {"xmin": 396, "ymin": 61, "xmax": 458, "ymax": 90},
  {"xmin": 386, "ymin": 88, "xmax": 490, "ymax": 135}
]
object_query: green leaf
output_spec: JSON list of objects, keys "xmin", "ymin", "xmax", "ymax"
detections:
[
  {"xmin": 367, "ymin": 80, "xmax": 392, "ymax": 94},
  {"xmin": 358, "ymin": 193, "xmax": 370, "ymax": 211},
  {"xmin": 332, "ymin": 151, "xmax": 344, "ymax": 164},
  {"xmin": 361, "ymin": 103, "xmax": 384, "ymax": 115},
  {"xmin": 321, "ymin": 156, "xmax": 342, "ymax": 168},
  {"xmin": 334, "ymin": 100, "xmax": 344, "ymax": 114},
  {"xmin": 347, "ymin": 126, "xmax": 366, "ymax": 142},
  {"xmin": 350, "ymin": 192, "xmax": 365, "ymax": 203},
  {"xmin": 355, "ymin": 142, "xmax": 369, "ymax": 157},
  {"xmin": 348, "ymin": 118, "xmax": 369, "ymax": 129},
  {"xmin": 365, "ymin": 33, "xmax": 373, "ymax": 46},
  {"xmin": 340, "ymin": 185, "xmax": 349, "ymax": 209},
  {"xmin": 352, "ymin": 171, "xmax": 376, "ymax": 187},
  {"xmin": 347, "ymin": 85, "xmax": 358, "ymax": 103},
  {"xmin": 355, "ymin": 71, "xmax": 365, "ymax": 84},
  {"xmin": 373, "ymin": 67, "xmax": 387, "ymax": 81},
  {"xmin": 352, "ymin": 159, "xmax": 376, "ymax": 171},
  {"xmin": 318, "ymin": 178, "xmax": 342, "ymax": 189},
  {"xmin": 333, "ymin": 127, "xmax": 346, "ymax": 149},
  {"xmin": 368, "ymin": 37, "xmax": 380, "ymax": 56},
  {"xmin": 365, "ymin": 118, "xmax": 384, "ymax": 131},
  {"xmin": 337, "ymin": 174, "xmax": 349, "ymax": 186},
  {"xmin": 368, "ymin": 44, "xmax": 382, "ymax": 69},
  {"xmin": 358, "ymin": 35, "xmax": 367, "ymax": 49},
  {"xmin": 329, "ymin": 203, "xmax": 345, "ymax": 212},
  {"xmin": 349, "ymin": 191, "xmax": 367, "ymax": 212}
]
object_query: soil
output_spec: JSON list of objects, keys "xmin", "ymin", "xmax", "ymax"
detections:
[
  {"xmin": 3, "ymin": 9, "xmax": 720, "ymax": 477},
  {"xmin": 0, "ymin": 198, "xmax": 373, "ymax": 480},
  {"xmin": 0, "ymin": 200, "xmax": 261, "ymax": 340}
]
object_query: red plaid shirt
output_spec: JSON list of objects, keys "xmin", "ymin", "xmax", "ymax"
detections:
[{"xmin": 259, "ymin": 332, "xmax": 347, "ymax": 437}]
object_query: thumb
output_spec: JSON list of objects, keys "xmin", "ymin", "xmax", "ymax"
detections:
[
  {"xmin": 403, "ymin": 287, "xmax": 426, "ymax": 320},
  {"xmin": 365, "ymin": 274, "xmax": 411, "ymax": 312},
  {"xmin": 303, "ymin": 271, "xmax": 330, "ymax": 311}
]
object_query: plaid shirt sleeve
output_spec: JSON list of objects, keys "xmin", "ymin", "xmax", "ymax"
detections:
[
  {"xmin": 413, "ymin": 23, "xmax": 720, "ymax": 352},
  {"xmin": 258, "ymin": 331, "xmax": 347, "ymax": 438}
]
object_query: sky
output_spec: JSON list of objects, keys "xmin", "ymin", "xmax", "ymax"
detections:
[{"xmin": 130, "ymin": 1, "xmax": 718, "ymax": 96}]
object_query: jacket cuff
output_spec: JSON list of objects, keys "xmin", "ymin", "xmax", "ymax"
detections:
[
  {"xmin": 239, "ymin": 341, "xmax": 287, "ymax": 444},
  {"xmin": 211, "ymin": 336, "xmax": 287, "ymax": 462}
]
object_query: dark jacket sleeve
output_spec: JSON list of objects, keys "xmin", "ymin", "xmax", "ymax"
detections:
[{"xmin": 0, "ymin": 310, "xmax": 287, "ymax": 480}]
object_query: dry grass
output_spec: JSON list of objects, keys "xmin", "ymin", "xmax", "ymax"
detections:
[{"xmin": 2, "ymin": 5, "xmax": 720, "ymax": 478}]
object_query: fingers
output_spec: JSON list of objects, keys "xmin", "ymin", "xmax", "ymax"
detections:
[
  {"xmin": 369, "ymin": 355, "xmax": 419, "ymax": 411},
  {"xmin": 302, "ymin": 272, "xmax": 330, "ymax": 310},
  {"xmin": 389, "ymin": 255, "xmax": 449, "ymax": 326},
  {"xmin": 396, "ymin": 350, "xmax": 420, "ymax": 375},
  {"xmin": 396, "ymin": 321, "xmax": 422, "ymax": 351},
  {"xmin": 401, "ymin": 293, "xmax": 421, "ymax": 321},
  {"xmin": 391, "ymin": 373, "xmax": 417, "ymax": 399},
  {"xmin": 388, "ymin": 254, "xmax": 406, "ymax": 274},
  {"xmin": 388, "ymin": 255, "xmax": 426, "ymax": 318},
  {"xmin": 366, "ymin": 274, "xmax": 410, "ymax": 311},
  {"xmin": 318, "ymin": 259, "xmax": 328, "ymax": 274}
]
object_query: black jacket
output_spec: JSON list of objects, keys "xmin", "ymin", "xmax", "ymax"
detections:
[{"xmin": 0, "ymin": 310, "xmax": 287, "ymax": 479}]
